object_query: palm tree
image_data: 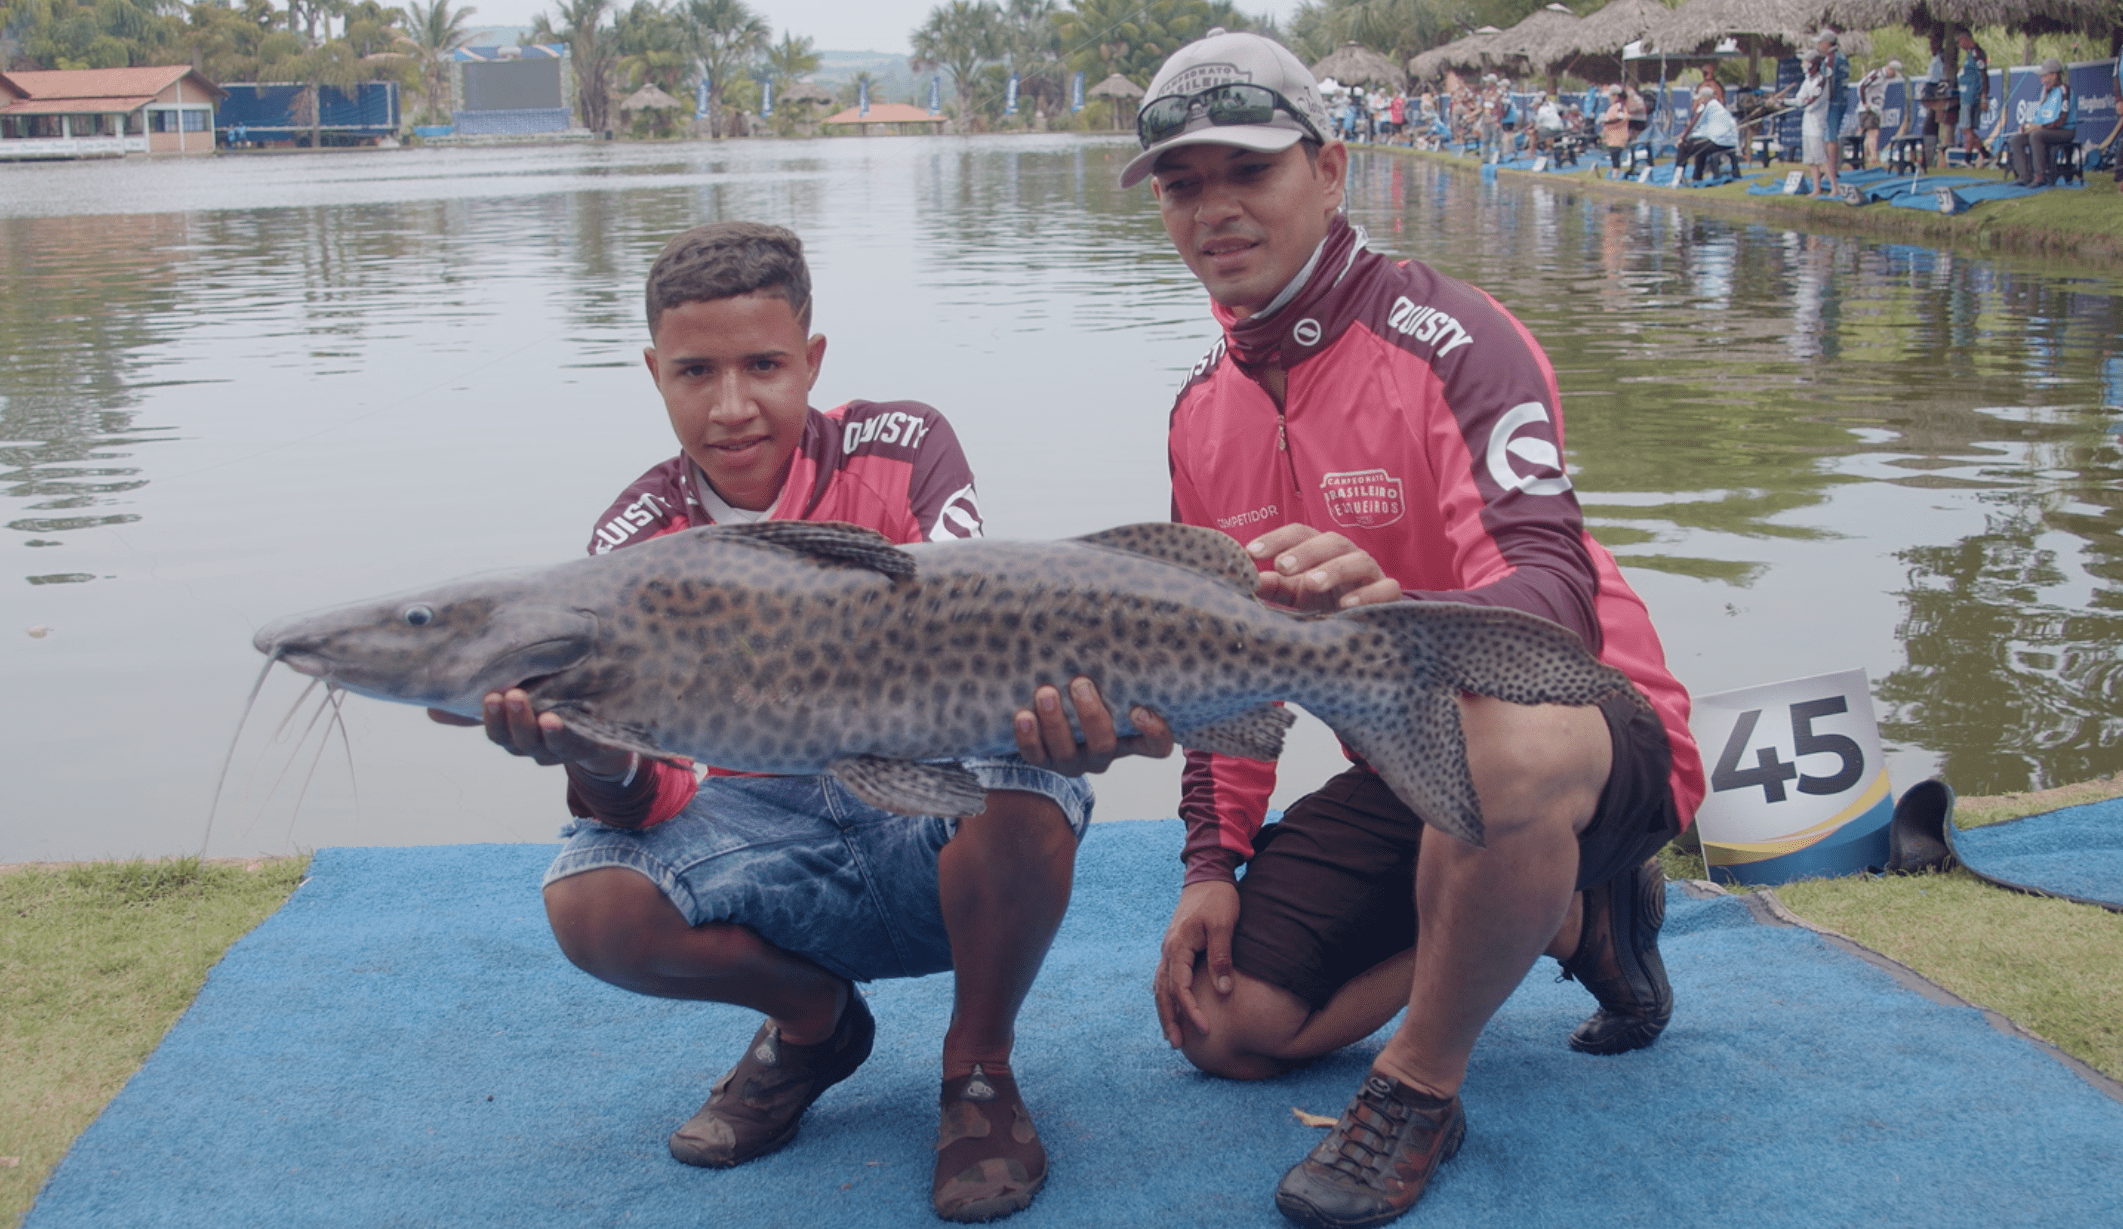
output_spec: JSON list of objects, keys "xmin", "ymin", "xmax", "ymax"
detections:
[
  {"xmin": 401, "ymin": 0, "xmax": 477, "ymax": 124},
  {"xmin": 911, "ymin": 0, "xmax": 1003, "ymax": 120},
  {"xmin": 763, "ymin": 30, "xmax": 819, "ymax": 93},
  {"xmin": 680, "ymin": 0, "xmax": 768, "ymax": 137},
  {"xmin": 538, "ymin": 0, "xmax": 617, "ymax": 134}
]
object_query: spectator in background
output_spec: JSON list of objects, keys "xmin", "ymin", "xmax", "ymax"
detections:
[
  {"xmin": 1955, "ymin": 31, "xmax": 1991, "ymax": 165},
  {"xmin": 2006, "ymin": 58, "xmax": 2074, "ymax": 188},
  {"xmin": 1386, "ymin": 90, "xmax": 1406, "ymax": 145},
  {"xmin": 1772, "ymin": 51, "xmax": 1839, "ymax": 196},
  {"xmin": 1599, "ymin": 83, "xmax": 1642, "ymax": 169},
  {"xmin": 1819, "ymin": 31, "xmax": 1850, "ymax": 168},
  {"xmin": 1675, "ymin": 83, "xmax": 1739, "ymax": 182},
  {"xmin": 1532, "ymin": 93, "xmax": 1566, "ymax": 154},
  {"xmin": 1855, "ymin": 59, "xmax": 1904, "ymax": 168}
]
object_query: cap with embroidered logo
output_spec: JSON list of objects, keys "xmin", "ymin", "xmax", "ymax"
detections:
[{"xmin": 1120, "ymin": 29, "xmax": 1333, "ymax": 188}]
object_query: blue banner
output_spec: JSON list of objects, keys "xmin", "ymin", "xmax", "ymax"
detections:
[
  {"xmin": 695, "ymin": 66, "xmax": 709, "ymax": 120},
  {"xmin": 857, "ymin": 76, "xmax": 869, "ymax": 117},
  {"xmin": 760, "ymin": 78, "xmax": 772, "ymax": 118},
  {"xmin": 928, "ymin": 75, "xmax": 941, "ymax": 116},
  {"xmin": 1071, "ymin": 70, "xmax": 1084, "ymax": 113},
  {"xmin": 1005, "ymin": 73, "xmax": 1019, "ymax": 116}
]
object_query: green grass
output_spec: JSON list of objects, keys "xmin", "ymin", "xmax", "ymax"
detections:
[
  {"xmin": 0, "ymin": 856, "xmax": 308, "ymax": 1229},
  {"xmin": 1660, "ymin": 777, "xmax": 2123, "ymax": 1082}
]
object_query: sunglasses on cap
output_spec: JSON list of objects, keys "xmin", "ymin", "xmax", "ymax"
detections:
[{"xmin": 1136, "ymin": 83, "xmax": 1323, "ymax": 150}]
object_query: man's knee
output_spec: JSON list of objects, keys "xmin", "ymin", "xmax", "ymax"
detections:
[
  {"xmin": 1458, "ymin": 696, "xmax": 1612, "ymax": 839},
  {"xmin": 1172, "ymin": 968, "xmax": 1309, "ymax": 1081},
  {"xmin": 543, "ymin": 866, "xmax": 718, "ymax": 983}
]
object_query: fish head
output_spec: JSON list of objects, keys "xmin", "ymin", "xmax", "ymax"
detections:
[{"xmin": 254, "ymin": 572, "xmax": 602, "ymax": 718}]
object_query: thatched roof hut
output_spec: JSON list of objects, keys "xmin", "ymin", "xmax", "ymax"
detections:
[
  {"xmin": 619, "ymin": 84, "xmax": 683, "ymax": 111},
  {"xmin": 1087, "ymin": 72, "xmax": 1145, "ymax": 99},
  {"xmin": 1311, "ymin": 42, "xmax": 1404, "ymax": 89},
  {"xmin": 1490, "ymin": 4, "xmax": 1587, "ymax": 86},
  {"xmin": 1827, "ymin": 0, "xmax": 2111, "ymax": 39},
  {"xmin": 777, "ymin": 80, "xmax": 835, "ymax": 107},
  {"xmin": 1409, "ymin": 27, "xmax": 1508, "ymax": 81},
  {"xmin": 1565, "ymin": 0, "xmax": 1679, "ymax": 57},
  {"xmin": 1645, "ymin": 0, "xmax": 1866, "ymax": 58}
]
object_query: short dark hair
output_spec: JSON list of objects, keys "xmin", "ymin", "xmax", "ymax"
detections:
[{"xmin": 645, "ymin": 221, "xmax": 812, "ymax": 337}]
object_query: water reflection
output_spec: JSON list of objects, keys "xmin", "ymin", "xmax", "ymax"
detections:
[{"xmin": 4, "ymin": 139, "xmax": 2122, "ymax": 860}]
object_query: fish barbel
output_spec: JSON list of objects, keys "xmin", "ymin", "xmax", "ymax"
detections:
[{"xmin": 253, "ymin": 521, "xmax": 1634, "ymax": 844}]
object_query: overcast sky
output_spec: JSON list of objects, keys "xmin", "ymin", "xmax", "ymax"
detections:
[{"xmin": 463, "ymin": 0, "xmax": 1304, "ymax": 58}]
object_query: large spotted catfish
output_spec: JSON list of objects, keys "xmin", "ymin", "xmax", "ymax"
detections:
[{"xmin": 254, "ymin": 522, "xmax": 1634, "ymax": 845}]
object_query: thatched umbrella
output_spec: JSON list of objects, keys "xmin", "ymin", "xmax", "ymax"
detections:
[
  {"xmin": 1644, "ymin": 0, "xmax": 1865, "ymax": 86},
  {"xmin": 778, "ymin": 80, "xmax": 835, "ymax": 108},
  {"xmin": 1087, "ymin": 72, "xmax": 1145, "ymax": 130},
  {"xmin": 1409, "ymin": 27, "xmax": 1508, "ymax": 82},
  {"xmin": 1489, "ymin": 4, "xmax": 1586, "ymax": 90},
  {"xmin": 620, "ymin": 84, "xmax": 683, "ymax": 111},
  {"xmin": 1311, "ymin": 41, "xmax": 1405, "ymax": 90},
  {"xmin": 1557, "ymin": 0, "xmax": 1679, "ymax": 82}
]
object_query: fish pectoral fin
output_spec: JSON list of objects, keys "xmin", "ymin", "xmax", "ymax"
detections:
[
  {"xmin": 827, "ymin": 756, "xmax": 988, "ymax": 818},
  {"xmin": 711, "ymin": 521, "xmax": 918, "ymax": 581},
  {"xmin": 1072, "ymin": 523, "xmax": 1259, "ymax": 595},
  {"xmin": 1325, "ymin": 686, "xmax": 1487, "ymax": 848},
  {"xmin": 539, "ymin": 706, "xmax": 671, "ymax": 760},
  {"xmin": 1176, "ymin": 702, "xmax": 1296, "ymax": 762}
]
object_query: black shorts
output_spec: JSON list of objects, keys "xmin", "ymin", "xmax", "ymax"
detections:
[{"xmin": 1230, "ymin": 689, "xmax": 1682, "ymax": 1010}]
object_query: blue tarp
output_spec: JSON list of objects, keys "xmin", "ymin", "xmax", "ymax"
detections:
[{"xmin": 216, "ymin": 82, "xmax": 398, "ymax": 137}]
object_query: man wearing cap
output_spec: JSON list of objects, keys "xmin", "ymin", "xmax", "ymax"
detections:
[
  {"xmin": 1080, "ymin": 26, "xmax": 1704, "ymax": 1229},
  {"xmin": 2006, "ymin": 58, "xmax": 2075, "ymax": 188},
  {"xmin": 1818, "ymin": 31, "xmax": 1850, "ymax": 167}
]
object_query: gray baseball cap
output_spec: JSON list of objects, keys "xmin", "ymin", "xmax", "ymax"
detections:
[{"xmin": 1120, "ymin": 29, "xmax": 1333, "ymax": 188}]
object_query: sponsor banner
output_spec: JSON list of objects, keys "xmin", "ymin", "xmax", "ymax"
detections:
[
  {"xmin": 1005, "ymin": 73, "xmax": 1018, "ymax": 116},
  {"xmin": 695, "ymin": 65, "xmax": 710, "ymax": 120},
  {"xmin": 1690, "ymin": 668, "xmax": 1893, "ymax": 885},
  {"xmin": 928, "ymin": 75, "xmax": 942, "ymax": 116},
  {"xmin": 760, "ymin": 78, "xmax": 772, "ymax": 118},
  {"xmin": 858, "ymin": 76, "xmax": 869, "ymax": 117},
  {"xmin": 1071, "ymin": 70, "xmax": 1084, "ymax": 113}
]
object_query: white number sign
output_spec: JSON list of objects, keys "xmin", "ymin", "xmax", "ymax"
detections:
[{"xmin": 1688, "ymin": 668, "xmax": 1894, "ymax": 885}]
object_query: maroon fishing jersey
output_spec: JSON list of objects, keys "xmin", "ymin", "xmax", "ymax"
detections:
[
  {"xmin": 567, "ymin": 399, "xmax": 984, "ymax": 826},
  {"xmin": 1168, "ymin": 216, "xmax": 1705, "ymax": 884}
]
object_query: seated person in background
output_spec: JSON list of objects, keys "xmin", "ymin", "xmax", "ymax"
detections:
[
  {"xmin": 1855, "ymin": 59, "xmax": 1904, "ymax": 168},
  {"xmin": 433, "ymin": 221, "xmax": 1142, "ymax": 1224},
  {"xmin": 2006, "ymin": 58, "xmax": 2074, "ymax": 188},
  {"xmin": 1675, "ymin": 84, "xmax": 1739, "ymax": 182}
]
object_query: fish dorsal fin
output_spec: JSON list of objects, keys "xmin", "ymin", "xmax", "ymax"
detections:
[
  {"xmin": 1073, "ymin": 523, "xmax": 1259, "ymax": 595},
  {"xmin": 710, "ymin": 521, "xmax": 917, "ymax": 581}
]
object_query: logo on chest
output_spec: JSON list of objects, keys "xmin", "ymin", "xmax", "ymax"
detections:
[{"xmin": 1320, "ymin": 468, "xmax": 1405, "ymax": 529}]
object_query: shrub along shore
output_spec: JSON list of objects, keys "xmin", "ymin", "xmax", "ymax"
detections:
[{"xmin": 1389, "ymin": 145, "xmax": 2123, "ymax": 264}]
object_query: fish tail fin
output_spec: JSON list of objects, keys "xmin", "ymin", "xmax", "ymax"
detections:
[{"xmin": 1309, "ymin": 601, "xmax": 1634, "ymax": 848}]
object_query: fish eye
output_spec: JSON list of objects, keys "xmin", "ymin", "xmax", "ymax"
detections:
[{"xmin": 402, "ymin": 605, "xmax": 435, "ymax": 627}]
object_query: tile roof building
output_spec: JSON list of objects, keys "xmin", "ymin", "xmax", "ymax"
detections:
[{"xmin": 0, "ymin": 66, "xmax": 226, "ymax": 159}]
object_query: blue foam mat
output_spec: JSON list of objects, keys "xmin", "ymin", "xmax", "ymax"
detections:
[
  {"xmin": 1953, "ymin": 798, "xmax": 2123, "ymax": 910},
  {"xmin": 27, "ymin": 823, "xmax": 2123, "ymax": 1228}
]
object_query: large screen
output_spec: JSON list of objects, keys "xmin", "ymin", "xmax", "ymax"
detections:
[{"xmin": 462, "ymin": 59, "xmax": 564, "ymax": 112}]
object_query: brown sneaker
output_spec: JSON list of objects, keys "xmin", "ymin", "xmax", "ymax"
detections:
[
  {"xmin": 667, "ymin": 988, "xmax": 874, "ymax": 1168},
  {"xmin": 1558, "ymin": 856, "xmax": 1672, "ymax": 1055},
  {"xmin": 931, "ymin": 1064, "xmax": 1046, "ymax": 1223},
  {"xmin": 1274, "ymin": 1072, "xmax": 1465, "ymax": 1229}
]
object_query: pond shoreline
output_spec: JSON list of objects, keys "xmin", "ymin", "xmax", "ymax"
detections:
[{"xmin": 1382, "ymin": 144, "xmax": 2123, "ymax": 264}]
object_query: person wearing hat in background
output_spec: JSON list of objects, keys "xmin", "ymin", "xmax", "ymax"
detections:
[
  {"xmin": 2006, "ymin": 58, "xmax": 2074, "ymax": 188},
  {"xmin": 1855, "ymin": 58, "xmax": 1905, "ymax": 169},
  {"xmin": 1818, "ymin": 30, "xmax": 1851, "ymax": 169},
  {"xmin": 1071, "ymin": 27, "xmax": 1704, "ymax": 1229},
  {"xmin": 1675, "ymin": 82, "xmax": 1740, "ymax": 182},
  {"xmin": 1771, "ymin": 51, "xmax": 1840, "ymax": 196},
  {"xmin": 1954, "ymin": 31, "xmax": 1991, "ymax": 165}
]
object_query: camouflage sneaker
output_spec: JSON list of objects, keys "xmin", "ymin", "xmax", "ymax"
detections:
[
  {"xmin": 667, "ymin": 988, "xmax": 874, "ymax": 1168},
  {"xmin": 1558, "ymin": 856, "xmax": 1673, "ymax": 1055},
  {"xmin": 932, "ymin": 1064, "xmax": 1046, "ymax": 1223},
  {"xmin": 1274, "ymin": 1072, "xmax": 1465, "ymax": 1229}
]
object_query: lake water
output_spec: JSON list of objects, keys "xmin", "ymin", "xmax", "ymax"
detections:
[{"xmin": 5, "ymin": 136, "xmax": 2120, "ymax": 862}]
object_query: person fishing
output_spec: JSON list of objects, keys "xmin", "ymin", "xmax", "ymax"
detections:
[
  {"xmin": 1024, "ymin": 29, "xmax": 1704, "ymax": 1229},
  {"xmin": 1770, "ymin": 51, "xmax": 1840, "ymax": 197},
  {"xmin": 429, "ymin": 222, "xmax": 1147, "ymax": 1223},
  {"xmin": 1674, "ymin": 82, "xmax": 1740, "ymax": 182},
  {"xmin": 1954, "ymin": 31, "xmax": 1991, "ymax": 165},
  {"xmin": 1854, "ymin": 59, "xmax": 1905, "ymax": 169}
]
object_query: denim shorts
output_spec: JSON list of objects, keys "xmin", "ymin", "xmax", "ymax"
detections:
[{"xmin": 543, "ymin": 757, "xmax": 1093, "ymax": 984}]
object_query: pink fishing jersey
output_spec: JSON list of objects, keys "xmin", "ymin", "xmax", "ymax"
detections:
[
  {"xmin": 567, "ymin": 399, "xmax": 984, "ymax": 826},
  {"xmin": 1168, "ymin": 216, "xmax": 1704, "ymax": 884}
]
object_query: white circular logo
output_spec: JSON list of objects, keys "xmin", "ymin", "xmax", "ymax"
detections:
[
  {"xmin": 1486, "ymin": 402, "xmax": 1573, "ymax": 497},
  {"xmin": 1292, "ymin": 318, "xmax": 1322, "ymax": 347}
]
